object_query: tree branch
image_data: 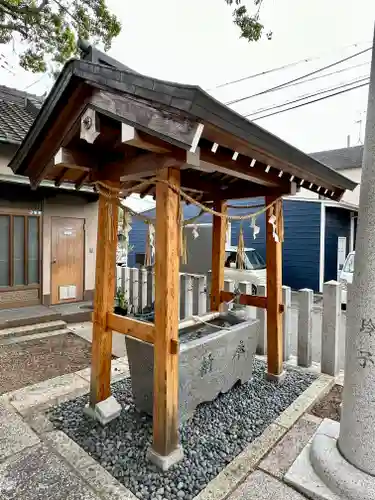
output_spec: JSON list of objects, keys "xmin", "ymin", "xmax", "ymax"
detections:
[
  {"xmin": 0, "ymin": 0, "xmax": 50, "ymax": 16},
  {"xmin": 0, "ymin": 22, "xmax": 29, "ymax": 38}
]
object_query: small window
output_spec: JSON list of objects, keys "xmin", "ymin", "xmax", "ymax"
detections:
[{"xmin": 0, "ymin": 214, "xmax": 40, "ymax": 288}]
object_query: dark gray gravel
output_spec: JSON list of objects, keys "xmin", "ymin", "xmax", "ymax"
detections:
[{"xmin": 49, "ymin": 360, "xmax": 316, "ymax": 500}]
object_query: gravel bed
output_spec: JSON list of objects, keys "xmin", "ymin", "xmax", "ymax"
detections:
[
  {"xmin": 310, "ymin": 384, "xmax": 342, "ymax": 422},
  {"xmin": 0, "ymin": 332, "xmax": 94, "ymax": 394},
  {"xmin": 49, "ymin": 360, "xmax": 316, "ymax": 500}
]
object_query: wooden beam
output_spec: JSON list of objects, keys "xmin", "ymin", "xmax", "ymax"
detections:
[
  {"xmin": 106, "ymin": 313, "xmax": 155, "ymax": 343},
  {"xmin": 105, "ymin": 153, "xmax": 183, "ymax": 182},
  {"xmin": 89, "ymin": 181, "xmax": 119, "ymax": 407},
  {"xmin": 54, "ymin": 167, "xmax": 69, "ymax": 187},
  {"xmin": 201, "ymin": 185, "xmax": 290, "ymax": 202},
  {"xmin": 121, "ymin": 123, "xmax": 171, "ymax": 153},
  {"xmin": 90, "ymin": 89, "xmax": 203, "ymax": 151},
  {"xmin": 25, "ymin": 84, "xmax": 93, "ymax": 187},
  {"xmin": 54, "ymin": 147, "xmax": 98, "ymax": 171},
  {"xmin": 220, "ymin": 291, "xmax": 267, "ymax": 309},
  {"xmin": 75, "ymin": 171, "xmax": 90, "ymax": 190},
  {"xmin": 152, "ymin": 167, "xmax": 181, "ymax": 458},
  {"xmin": 220, "ymin": 291, "xmax": 284, "ymax": 312},
  {"xmin": 266, "ymin": 196, "xmax": 284, "ymax": 377},
  {"xmin": 200, "ymin": 145, "xmax": 289, "ymax": 188},
  {"xmin": 210, "ymin": 200, "xmax": 227, "ymax": 311}
]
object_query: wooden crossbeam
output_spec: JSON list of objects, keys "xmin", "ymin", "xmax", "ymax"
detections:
[
  {"xmin": 111, "ymin": 153, "xmax": 183, "ymax": 182},
  {"xmin": 220, "ymin": 291, "xmax": 267, "ymax": 309},
  {"xmin": 75, "ymin": 171, "xmax": 90, "ymax": 190},
  {"xmin": 106, "ymin": 313, "xmax": 155, "ymax": 344},
  {"xmin": 220, "ymin": 291, "xmax": 284, "ymax": 312},
  {"xmin": 54, "ymin": 167, "xmax": 69, "ymax": 187},
  {"xmin": 54, "ymin": 147, "xmax": 98, "ymax": 170},
  {"xmin": 121, "ymin": 123, "xmax": 171, "ymax": 153}
]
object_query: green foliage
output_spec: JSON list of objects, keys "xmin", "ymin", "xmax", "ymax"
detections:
[
  {"xmin": 0, "ymin": 0, "xmax": 121, "ymax": 72},
  {"xmin": 116, "ymin": 287, "xmax": 128, "ymax": 310},
  {"xmin": 225, "ymin": 0, "xmax": 272, "ymax": 42}
]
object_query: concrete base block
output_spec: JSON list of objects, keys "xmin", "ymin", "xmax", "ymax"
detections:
[
  {"xmin": 285, "ymin": 418, "xmax": 375, "ymax": 500},
  {"xmin": 146, "ymin": 445, "xmax": 184, "ymax": 471},
  {"xmin": 265, "ymin": 370, "xmax": 286, "ymax": 383},
  {"xmin": 84, "ymin": 396, "xmax": 121, "ymax": 426}
]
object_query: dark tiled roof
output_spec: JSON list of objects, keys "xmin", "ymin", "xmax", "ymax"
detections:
[
  {"xmin": 0, "ymin": 85, "xmax": 43, "ymax": 145},
  {"xmin": 310, "ymin": 145, "xmax": 363, "ymax": 171}
]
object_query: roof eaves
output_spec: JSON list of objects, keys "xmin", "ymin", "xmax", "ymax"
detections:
[{"xmin": 9, "ymin": 59, "xmax": 357, "ymax": 194}]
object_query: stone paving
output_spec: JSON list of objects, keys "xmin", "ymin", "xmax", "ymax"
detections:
[{"xmin": 0, "ymin": 353, "xmax": 338, "ymax": 500}]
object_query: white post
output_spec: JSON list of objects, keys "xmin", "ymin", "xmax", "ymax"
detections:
[
  {"xmin": 238, "ymin": 281, "xmax": 253, "ymax": 319},
  {"xmin": 129, "ymin": 267, "xmax": 139, "ymax": 314},
  {"xmin": 282, "ymin": 286, "xmax": 292, "ymax": 361},
  {"xmin": 180, "ymin": 274, "xmax": 193, "ymax": 320},
  {"xmin": 297, "ymin": 288, "xmax": 313, "ymax": 367},
  {"xmin": 206, "ymin": 271, "xmax": 212, "ymax": 312},
  {"xmin": 193, "ymin": 275, "xmax": 207, "ymax": 316},
  {"xmin": 223, "ymin": 279, "xmax": 234, "ymax": 313},
  {"xmin": 123, "ymin": 267, "xmax": 130, "ymax": 304},
  {"xmin": 256, "ymin": 284, "xmax": 267, "ymax": 355},
  {"xmin": 321, "ymin": 280, "xmax": 341, "ymax": 376},
  {"xmin": 139, "ymin": 268, "xmax": 148, "ymax": 313}
]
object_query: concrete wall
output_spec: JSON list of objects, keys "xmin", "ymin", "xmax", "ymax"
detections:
[
  {"xmin": 337, "ymin": 167, "xmax": 361, "ymax": 206},
  {"xmin": 42, "ymin": 194, "xmax": 98, "ymax": 301},
  {"xmin": 0, "ymin": 147, "xmax": 18, "ymax": 175}
]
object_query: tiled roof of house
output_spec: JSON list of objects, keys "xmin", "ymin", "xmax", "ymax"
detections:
[
  {"xmin": 310, "ymin": 145, "xmax": 363, "ymax": 171},
  {"xmin": 0, "ymin": 85, "xmax": 42, "ymax": 145}
]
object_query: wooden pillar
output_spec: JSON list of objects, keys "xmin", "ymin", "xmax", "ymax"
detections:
[
  {"xmin": 210, "ymin": 199, "xmax": 227, "ymax": 311},
  {"xmin": 151, "ymin": 167, "xmax": 181, "ymax": 461},
  {"xmin": 265, "ymin": 196, "xmax": 284, "ymax": 378},
  {"xmin": 90, "ymin": 182, "xmax": 119, "ymax": 406}
]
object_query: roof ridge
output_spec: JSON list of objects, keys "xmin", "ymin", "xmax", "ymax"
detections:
[{"xmin": 0, "ymin": 84, "xmax": 43, "ymax": 104}]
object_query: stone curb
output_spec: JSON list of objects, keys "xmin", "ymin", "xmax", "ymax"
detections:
[
  {"xmin": 194, "ymin": 373, "xmax": 334, "ymax": 500},
  {"xmin": 4, "ymin": 357, "xmax": 130, "ymax": 415},
  {"xmin": 274, "ymin": 374, "xmax": 334, "ymax": 430},
  {"xmin": 40, "ymin": 430, "xmax": 138, "ymax": 500}
]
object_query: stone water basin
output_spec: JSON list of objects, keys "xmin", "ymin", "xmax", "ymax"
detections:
[{"xmin": 125, "ymin": 311, "xmax": 259, "ymax": 423}]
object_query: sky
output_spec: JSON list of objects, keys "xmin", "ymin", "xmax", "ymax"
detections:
[{"xmin": 0, "ymin": 0, "xmax": 375, "ymax": 211}]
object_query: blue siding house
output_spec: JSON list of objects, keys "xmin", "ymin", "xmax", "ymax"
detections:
[{"xmin": 127, "ymin": 197, "xmax": 357, "ymax": 292}]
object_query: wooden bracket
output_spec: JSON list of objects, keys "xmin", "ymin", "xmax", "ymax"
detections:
[{"xmin": 80, "ymin": 108, "xmax": 100, "ymax": 144}]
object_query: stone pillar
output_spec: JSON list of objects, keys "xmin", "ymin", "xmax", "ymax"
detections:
[
  {"xmin": 321, "ymin": 280, "xmax": 341, "ymax": 377},
  {"xmin": 256, "ymin": 284, "xmax": 267, "ymax": 355},
  {"xmin": 297, "ymin": 288, "xmax": 313, "ymax": 367},
  {"xmin": 282, "ymin": 286, "xmax": 291, "ymax": 361},
  {"xmin": 338, "ymin": 27, "xmax": 375, "ymax": 475}
]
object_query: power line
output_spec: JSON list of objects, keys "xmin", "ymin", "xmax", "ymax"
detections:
[
  {"xmin": 226, "ymin": 46, "xmax": 372, "ymax": 106},
  {"xmin": 244, "ymin": 75, "xmax": 370, "ymax": 118},
  {"xmin": 208, "ymin": 40, "xmax": 371, "ymax": 91},
  {"xmin": 250, "ymin": 81, "xmax": 369, "ymax": 121},
  {"xmin": 266, "ymin": 60, "xmax": 370, "ymax": 93}
]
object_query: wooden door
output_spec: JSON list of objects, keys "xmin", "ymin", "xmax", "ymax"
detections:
[{"xmin": 51, "ymin": 217, "xmax": 84, "ymax": 304}]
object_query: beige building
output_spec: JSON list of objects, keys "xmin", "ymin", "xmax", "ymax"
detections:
[{"xmin": 0, "ymin": 85, "xmax": 98, "ymax": 309}]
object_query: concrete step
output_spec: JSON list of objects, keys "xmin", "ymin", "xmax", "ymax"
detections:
[
  {"xmin": 0, "ymin": 320, "xmax": 68, "ymax": 340},
  {"xmin": 0, "ymin": 328, "xmax": 72, "ymax": 346}
]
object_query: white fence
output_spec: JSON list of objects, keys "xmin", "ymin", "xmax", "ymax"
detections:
[{"xmin": 116, "ymin": 267, "xmax": 342, "ymax": 377}]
